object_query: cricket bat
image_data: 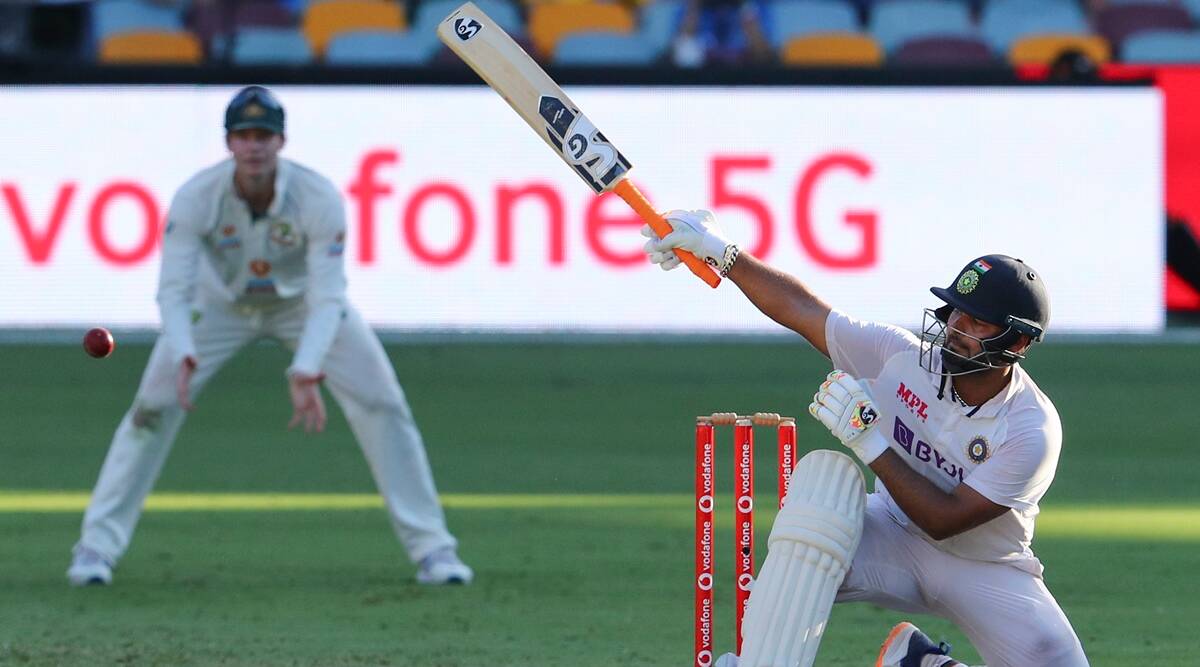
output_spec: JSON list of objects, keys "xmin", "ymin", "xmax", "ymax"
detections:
[{"xmin": 436, "ymin": 3, "xmax": 721, "ymax": 288}]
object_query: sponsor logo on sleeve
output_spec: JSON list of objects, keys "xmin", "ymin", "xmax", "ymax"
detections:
[{"xmin": 328, "ymin": 231, "xmax": 345, "ymax": 257}]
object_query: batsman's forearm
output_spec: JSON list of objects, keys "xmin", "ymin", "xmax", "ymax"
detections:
[
  {"xmin": 869, "ymin": 450, "xmax": 967, "ymax": 540},
  {"xmin": 726, "ymin": 253, "xmax": 832, "ymax": 356}
]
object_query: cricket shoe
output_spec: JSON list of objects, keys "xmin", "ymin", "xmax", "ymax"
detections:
[
  {"xmin": 67, "ymin": 546, "xmax": 113, "ymax": 587},
  {"xmin": 876, "ymin": 621, "xmax": 954, "ymax": 667},
  {"xmin": 714, "ymin": 653, "xmax": 738, "ymax": 667},
  {"xmin": 415, "ymin": 547, "xmax": 473, "ymax": 585}
]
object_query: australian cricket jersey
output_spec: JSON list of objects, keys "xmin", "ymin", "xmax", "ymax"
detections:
[{"xmin": 156, "ymin": 158, "xmax": 348, "ymax": 375}]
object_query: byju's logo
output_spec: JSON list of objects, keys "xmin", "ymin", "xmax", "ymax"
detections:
[{"xmin": 454, "ymin": 17, "xmax": 482, "ymax": 40}]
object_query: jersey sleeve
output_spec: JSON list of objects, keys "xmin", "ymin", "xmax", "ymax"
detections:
[
  {"xmin": 287, "ymin": 189, "xmax": 348, "ymax": 377},
  {"xmin": 155, "ymin": 189, "xmax": 205, "ymax": 365},
  {"xmin": 823, "ymin": 309, "xmax": 921, "ymax": 380},
  {"xmin": 962, "ymin": 409, "xmax": 1062, "ymax": 514}
]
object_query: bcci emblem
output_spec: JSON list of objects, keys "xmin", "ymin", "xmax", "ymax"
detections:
[
  {"xmin": 454, "ymin": 17, "xmax": 482, "ymax": 41},
  {"xmin": 966, "ymin": 435, "xmax": 990, "ymax": 463},
  {"xmin": 956, "ymin": 270, "xmax": 980, "ymax": 294}
]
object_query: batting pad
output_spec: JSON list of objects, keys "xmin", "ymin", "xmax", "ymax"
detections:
[{"xmin": 738, "ymin": 449, "xmax": 866, "ymax": 667}]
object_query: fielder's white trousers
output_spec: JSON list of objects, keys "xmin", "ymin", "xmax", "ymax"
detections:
[
  {"xmin": 836, "ymin": 494, "xmax": 1089, "ymax": 667},
  {"xmin": 75, "ymin": 296, "xmax": 457, "ymax": 565}
]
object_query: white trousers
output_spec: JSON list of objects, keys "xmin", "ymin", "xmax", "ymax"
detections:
[
  {"xmin": 75, "ymin": 297, "xmax": 456, "ymax": 565},
  {"xmin": 836, "ymin": 495, "xmax": 1089, "ymax": 667}
]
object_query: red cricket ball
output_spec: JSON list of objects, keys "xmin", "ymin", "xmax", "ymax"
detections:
[{"xmin": 83, "ymin": 327, "xmax": 115, "ymax": 358}]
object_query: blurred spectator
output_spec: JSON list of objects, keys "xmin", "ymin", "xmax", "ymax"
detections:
[
  {"xmin": 28, "ymin": 1, "xmax": 89, "ymax": 60},
  {"xmin": 1167, "ymin": 215, "xmax": 1200, "ymax": 295},
  {"xmin": 672, "ymin": 0, "xmax": 773, "ymax": 67},
  {"xmin": 1048, "ymin": 49, "xmax": 1099, "ymax": 82},
  {"xmin": 0, "ymin": 5, "xmax": 31, "ymax": 58}
]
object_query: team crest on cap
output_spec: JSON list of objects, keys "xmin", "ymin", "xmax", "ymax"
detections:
[
  {"xmin": 243, "ymin": 103, "xmax": 266, "ymax": 118},
  {"xmin": 955, "ymin": 270, "xmax": 980, "ymax": 294},
  {"xmin": 966, "ymin": 435, "xmax": 990, "ymax": 463}
]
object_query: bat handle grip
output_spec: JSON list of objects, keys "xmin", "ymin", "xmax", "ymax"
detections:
[{"xmin": 613, "ymin": 180, "xmax": 721, "ymax": 289}]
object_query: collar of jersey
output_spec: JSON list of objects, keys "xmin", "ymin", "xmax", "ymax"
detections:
[
  {"xmin": 928, "ymin": 354, "xmax": 1024, "ymax": 419},
  {"xmin": 223, "ymin": 157, "xmax": 291, "ymax": 219}
]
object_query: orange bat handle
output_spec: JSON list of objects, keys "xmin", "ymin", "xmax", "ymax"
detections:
[{"xmin": 613, "ymin": 180, "xmax": 721, "ymax": 289}]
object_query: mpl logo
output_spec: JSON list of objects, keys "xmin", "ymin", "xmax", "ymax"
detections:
[
  {"xmin": 896, "ymin": 382, "xmax": 930, "ymax": 422},
  {"xmin": 453, "ymin": 17, "xmax": 482, "ymax": 40}
]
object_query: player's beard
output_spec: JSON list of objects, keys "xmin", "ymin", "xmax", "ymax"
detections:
[{"xmin": 940, "ymin": 345, "xmax": 990, "ymax": 375}]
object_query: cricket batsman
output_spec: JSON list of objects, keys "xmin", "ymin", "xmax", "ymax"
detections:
[
  {"xmin": 643, "ymin": 211, "xmax": 1089, "ymax": 666},
  {"xmin": 68, "ymin": 86, "xmax": 472, "ymax": 587}
]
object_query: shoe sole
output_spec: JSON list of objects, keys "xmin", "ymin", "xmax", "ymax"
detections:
[{"xmin": 875, "ymin": 622, "xmax": 915, "ymax": 667}]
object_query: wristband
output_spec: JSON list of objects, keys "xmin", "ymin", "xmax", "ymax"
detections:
[{"xmin": 719, "ymin": 244, "xmax": 740, "ymax": 277}]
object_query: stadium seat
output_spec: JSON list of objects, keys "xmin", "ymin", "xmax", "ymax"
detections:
[
  {"xmin": 92, "ymin": 0, "xmax": 184, "ymax": 42},
  {"xmin": 413, "ymin": 0, "xmax": 525, "ymax": 38},
  {"xmin": 1008, "ymin": 33, "xmax": 1111, "ymax": 65},
  {"xmin": 869, "ymin": 0, "xmax": 974, "ymax": 54},
  {"xmin": 1186, "ymin": 0, "xmax": 1200, "ymax": 22},
  {"xmin": 1096, "ymin": 4, "xmax": 1193, "ymax": 49},
  {"xmin": 1123, "ymin": 29, "xmax": 1200, "ymax": 62},
  {"xmin": 780, "ymin": 32, "xmax": 883, "ymax": 67},
  {"xmin": 302, "ymin": 0, "xmax": 406, "ymax": 56},
  {"xmin": 236, "ymin": 1, "xmax": 299, "ymax": 28},
  {"xmin": 326, "ymin": 30, "xmax": 439, "ymax": 64},
  {"xmin": 980, "ymin": 0, "xmax": 1089, "ymax": 54},
  {"xmin": 528, "ymin": 3, "xmax": 635, "ymax": 58},
  {"xmin": 553, "ymin": 31, "xmax": 659, "ymax": 65},
  {"xmin": 640, "ymin": 0, "xmax": 683, "ymax": 56},
  {"xmin": 231, "ymin": 27, "xmax": 314, "ymax": 65},
  {"xmin": 890, "ymin": 35, "xmax": 995, "ymax": 66},
  {"xmin": 193, "ymin": 1, "xmax": 299, "ymax": 58},
  {"xmin": 768, "ymin": 0, "xmax": 859, "ymax": 50},
  {"xmin": 98, "ymin": 30, "xmax": 203, "ymax": 64}
]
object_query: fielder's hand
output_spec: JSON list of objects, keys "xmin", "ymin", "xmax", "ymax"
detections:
[
  {"xmin": 641, "ymin": 209, "xmax": 737, "ymax": 273},
  {"xmin": 176, "ymin": 356, "xmax": 197, "ymax": 411},
  {"xmin": 287, "ymin": 372, "xmax": 327, "ymax": 433},
  {"xmin": 808, "ymin": 370, "xmax": 889, "ymax": 465}
]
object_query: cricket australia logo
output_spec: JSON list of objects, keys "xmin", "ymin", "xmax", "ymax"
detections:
[
  {"xmin": 537, "ymin": 95, "xmax": 631, "ymax": 193},
  {"xmin": 454, "ymin": 17, "xmax": 482, "ymax": 41}
]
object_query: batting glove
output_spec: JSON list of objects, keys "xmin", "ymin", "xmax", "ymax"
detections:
[
  {"xmin": 808, "ymin": 370, "xmax": 890, "ymax": 465},
  {"xmin": 640, "ymin": 209, "xmax": 737, "ymax": 273}
]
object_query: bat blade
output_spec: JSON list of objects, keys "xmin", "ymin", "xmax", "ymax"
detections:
[
  {"xmin": 436, "ymin": 5, "xmax": 630, "ymax": 193},
  {"xmin": 436, "ymin": 3, "xmax": 721, "ymax": 287}
]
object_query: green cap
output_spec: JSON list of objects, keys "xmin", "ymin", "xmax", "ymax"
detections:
[{"xmin": 224, "ymin": 85, "xmax": 285, "ymax": 134}]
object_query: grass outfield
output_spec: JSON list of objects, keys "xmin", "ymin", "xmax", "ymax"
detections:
[{"xmin": 1, "ymin": 341, "xmax": 1198, "ymax": 666}]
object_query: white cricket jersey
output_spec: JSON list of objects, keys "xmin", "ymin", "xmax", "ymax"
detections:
[
  {"xmin": 825, "ymin": 310, "xmax": 1062, "ymax": 575},
  {"xmin": 156, "ymin": 158, "xmax": 348, "ymax": 376}
]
